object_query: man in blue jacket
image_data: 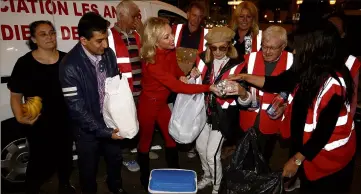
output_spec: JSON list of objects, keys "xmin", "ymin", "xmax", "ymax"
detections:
[{"xmin": 59, "ymin": 12, "xmax": 127, "ymax": 194}]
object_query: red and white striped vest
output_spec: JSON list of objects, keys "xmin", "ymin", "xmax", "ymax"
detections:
[
  {"xmin": 108, "ymin": 28, "xmax": 142, "ymax": 91},
  {"xmin": 197, "ymin": 59, "xmax": 245, "ymax": 109},
  {"xmin": 280, "ymin": 75, "xmax": 356, "ymax": 181},
  {"xmin": 172, "ymin": 24, "xmax": 208, "ymax": 66},
  {"xmin": 239, "ymin": 51, "xmax": 293, "ymax": 134}
]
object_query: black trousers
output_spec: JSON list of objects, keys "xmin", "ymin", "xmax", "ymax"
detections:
[
  {"xmin": 299, "ymin": 156, "xmax": 355, "ymax": 194},
  {"xmin": 254, "ymin": 128, "xmax": 278, "ymax": 164},
  {"xmin": 25, "ymin": 124, "xmax": 73, "ymax": 193},
  {"xmin": 76, "ymin": 137, "xmax": 123, "ymax": 193}
]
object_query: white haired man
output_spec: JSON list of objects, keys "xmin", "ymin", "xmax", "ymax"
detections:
[{"xmin": 231, "ymin": 25, "xmax": 293, "ymax": 164}]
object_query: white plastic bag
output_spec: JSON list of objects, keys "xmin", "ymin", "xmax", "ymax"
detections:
[
  {"xmin": 103, "ymin": 74, "xmax": 139, "ymax": 139},
  {"xmin": 169, "ymin": 78, "xmax": 207, "ymax": 144}
]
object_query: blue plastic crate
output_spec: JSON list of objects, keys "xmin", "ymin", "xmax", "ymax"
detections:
[{"xmin": 148, "ymin": 169, "xmax": 197, "ymax": 194}]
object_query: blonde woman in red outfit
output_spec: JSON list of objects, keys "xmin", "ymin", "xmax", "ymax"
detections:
[{"xmin": 137, "ymin": 17, "xmax": 220, "ymax": 190}]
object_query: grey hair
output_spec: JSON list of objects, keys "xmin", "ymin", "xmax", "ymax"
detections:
[
  {"xmin": 262, "ymin": 25, "xmax": 288, "ymax": 45},
  {"xmin": 116, "ymin": 0, "xmax": 136, "ymax": 21}
]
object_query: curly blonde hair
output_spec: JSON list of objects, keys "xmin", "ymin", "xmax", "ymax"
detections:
[
  {"xmin": 230, "ymin": 1, "xmax": 259, "ymax": 36},
  {"xmin": 140, "ymin": 17, "xmax": 169, "ymax": 64}
]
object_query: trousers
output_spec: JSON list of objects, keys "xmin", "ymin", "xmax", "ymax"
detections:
[
  {"xmin": 25, "ymin": 121, "xmax": 73, "ymax": 193},
  {"xmin": 196, "ymin": 124, "xmax": 225, "ymax": 187},
  {"xmin": 76, "ymin": 138, "xmax": 123, "ymax": 193},
  {"xmin": 137, "ymin": 96, "xmax": 177, "ymax": 153}
]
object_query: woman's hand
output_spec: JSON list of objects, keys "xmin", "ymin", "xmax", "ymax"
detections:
[
  {"xmin": 190, "ymin": 67, "xmax": 200, "ymax": 79},
  {"xmin": 179, "ymin": 76, "xmax": 188, "ymax": 83},
  {"xmin": 17, "ymin": 114, "xmax": 40, "ymax": 125},
  {"xmin": 225, "ymin": 81, "xmax": 247, "ymax": 97},
  {"xmin": 210, "ymin": 84, "xmax": 222, "ymax": 96},
  {"xmin": 282, "ymin": 153, "xmax": 305, "ymax": 178}
]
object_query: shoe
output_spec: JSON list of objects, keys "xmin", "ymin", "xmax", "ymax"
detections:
[
  {"xmin": 197, "ymin": 176, "xmax": 212, "ymax": 190},
  {"xmin": 284, "ymin": 177, "xmax": 300, "ymax": 192},
  {"xmin": 122, "ymin": 160, "xmax": 140, "ymax": 172},
  {"xmin": 58, "ymin": 183, "xmax": 76, "ymax": 194},
  {"xmin": 111, "ymin": 188, "xmax": 128, "ymax": 194},
  {"xmin": 212, "ymin": 184, "xmax": 220, "ymax": 194},
  {"xmin": 149, "ymin": 151, "xmax": 159, "ymax": 160},
  {"xmin": 187, "ymin": 148, "xmax": 197, "ymax": 159}
]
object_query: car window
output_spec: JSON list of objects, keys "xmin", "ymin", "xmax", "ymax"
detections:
[{"xmin": 158, "ymin": 10, "xmax": 187, "ymax": 26}]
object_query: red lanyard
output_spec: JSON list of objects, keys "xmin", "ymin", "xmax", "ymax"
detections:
[{"xmin": 210, "ymin": 61, "xmax": 225, "ymax": 84}]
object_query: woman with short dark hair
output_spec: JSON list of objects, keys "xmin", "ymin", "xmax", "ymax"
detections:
[{"xmin": 8, "ymin": 20, "xmax": 74, "ymax": 194}]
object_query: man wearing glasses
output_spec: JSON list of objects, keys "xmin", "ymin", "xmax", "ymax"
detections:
[{"xmin": 237, "ymin": 25, "xmax": 293, "ymax": 164}]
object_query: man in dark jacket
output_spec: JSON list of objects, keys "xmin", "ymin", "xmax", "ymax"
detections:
[{"xmin": 59, "ymin": 12, "xmax": 127, "ymax": 194}]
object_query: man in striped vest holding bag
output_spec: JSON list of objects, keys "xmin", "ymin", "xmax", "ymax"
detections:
[
  {"xmin": 107, "ymin": 0, "xmax": 151, "ymax": 172},
  {"xmin": 236, "ymin": 26, "xmax": 293, "ymax": 164},
  {"xmin": 170, "ymin": 1, "xmax": 209, "ymax": 158}
]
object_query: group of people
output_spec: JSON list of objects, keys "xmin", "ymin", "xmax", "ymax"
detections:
[{"xmin": 7, "ymin": 0, "xmax": 359, "ymax": 194}]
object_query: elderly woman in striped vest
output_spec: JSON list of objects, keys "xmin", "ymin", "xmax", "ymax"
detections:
[
  {"xmin": 228, "ymin": 21, "xmax": 356, "ymax": 193},
  {"xmin": 195, "ymin": 27, "xmax": 245, "ymax": 193}
]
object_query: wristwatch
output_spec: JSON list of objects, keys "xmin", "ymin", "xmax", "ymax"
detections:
[{"xmin": 294, "ymin": 158, "xmax": 302, "ymax": 166}]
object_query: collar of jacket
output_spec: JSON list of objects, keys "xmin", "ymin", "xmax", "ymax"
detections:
[{"xmin": 156, "ymin": 48, "xmax": 174, "ymax": 55}]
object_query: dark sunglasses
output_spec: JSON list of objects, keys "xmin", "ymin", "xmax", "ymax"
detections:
[{"xmin": 209, "ymin": 45, "xmax": 228, "ymax": 52}]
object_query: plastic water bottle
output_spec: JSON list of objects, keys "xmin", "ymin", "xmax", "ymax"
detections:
[
  {"xmin": 250, "ymin": 87, "xmax": 260, "ymax": 109},
  {"xmin": 266, "ymin": 92, "xmax": 289, "ymax": 117}
]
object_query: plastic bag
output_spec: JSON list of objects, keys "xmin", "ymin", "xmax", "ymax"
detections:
[
  {"xmin": 103, "ymin": 74, "xmax": 139, "ymax": 139},
  {"xmin": 220, "ymin": 128, "xmax": 283, "ymax": 194},
  {"xmin": 169, "ymin": 78, "xmax": 207, "ymax": 144}
]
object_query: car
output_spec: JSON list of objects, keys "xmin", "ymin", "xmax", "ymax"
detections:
[{"xmin": 0, "ymin": 0, "xmax": 186, "ymax": 191}]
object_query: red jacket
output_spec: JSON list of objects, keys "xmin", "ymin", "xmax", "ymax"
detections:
[{"xmin": 140, "ymin": 49, "xmax": 210, "ymax": 102}]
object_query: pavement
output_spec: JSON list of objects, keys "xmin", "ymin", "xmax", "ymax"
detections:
[{"xmin": 3, "ymin": 131, "xmax": 361, "ymax": 194}]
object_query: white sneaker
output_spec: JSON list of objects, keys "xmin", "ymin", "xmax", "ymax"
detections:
[
  {"xmin": 212, "ymin": 184, "xmax": 220, "ymax": 194},
  {"xmin": 197, "ymin": 176, "xmax": 212, "ymax": 190}
]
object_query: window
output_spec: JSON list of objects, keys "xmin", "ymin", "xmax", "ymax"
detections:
[{"xmin": 158, "ymin": 10, "xmax": 187, "ymax": 26}]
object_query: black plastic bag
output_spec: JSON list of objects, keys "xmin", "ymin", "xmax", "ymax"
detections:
[{"xmin": 220, "ymin": 128, "xmax": 284, "ymax": 194}]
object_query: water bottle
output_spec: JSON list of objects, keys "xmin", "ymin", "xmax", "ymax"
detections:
[
  {"xmin": 250, "ymin": 87, "xmax": 260, "ymax": 109},
  {"xmin": 266, "ymin": 92, "xmax": 289, "ymax": 117}
]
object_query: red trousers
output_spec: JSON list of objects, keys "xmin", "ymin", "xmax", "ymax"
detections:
[{"xmin": 137, "ymin": 95, "xmax": 176, "ymax": 153}]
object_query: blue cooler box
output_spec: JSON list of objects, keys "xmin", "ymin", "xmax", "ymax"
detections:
[{"xmin": 148, "ymin": 169, "xmax": 197, "ymax": 194}]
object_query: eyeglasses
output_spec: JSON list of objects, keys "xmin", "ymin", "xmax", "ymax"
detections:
[
  {"xmin": 261, "ymin": 43, "xmax": 284, "ymax": 52},
  {"xmin": 209, "ymin": 45, "xmax": 228, "ymax": 52},
  {"xmin": 38, "ymin": 31, "xmax": 56, "ymax": 38}
]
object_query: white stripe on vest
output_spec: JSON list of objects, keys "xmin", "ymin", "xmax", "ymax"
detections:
[
  {"xmin": 345, "ymin": 55, "xmax": 356, "ymax": 71},
  {"xmin": 256, "ymin": 30, "xmax": 262, "ymax": 51},
  {"xmin": 108, "ymin": 28, "xmax": 116, "ymax": 54}
]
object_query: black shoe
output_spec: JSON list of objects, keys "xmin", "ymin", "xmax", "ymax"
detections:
[
  {"xmin": 137, "ymin": 152, "xmax": 150, "ymax": 190},
  {"xmin": 111, "ymin": 188, "xmax": 128, "ymax": 194},
  {"xmin": 58, "ymin": 183, "xmax": 76, "ymax": 194},
  {"xmin": 165, "ymin": 147, "xmax": 179, "ymax": 168}
]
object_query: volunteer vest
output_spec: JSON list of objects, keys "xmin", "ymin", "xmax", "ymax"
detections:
[
  {"xmin": 108, "ymin": 28, "xmax": 142, "ymax": 91},
  {"xmin": 173, "ymin": 24, "xmax": 208, "ymax": 66},
  {"xmin": 240, "ymin": 51, "xmax": 293, "ymax": 134},
  {"xmin": 280, "ymin": 75, "xmax": 356, "ymax": 181}
]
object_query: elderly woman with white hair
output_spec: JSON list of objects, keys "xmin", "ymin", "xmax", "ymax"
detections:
[
  {"xmin": 226, "ymin": 25, "xmax": 294, "ymax": 165},
  {"xmin": 195, "ymin": 27, "xmax": 245, "ymax": 193}
]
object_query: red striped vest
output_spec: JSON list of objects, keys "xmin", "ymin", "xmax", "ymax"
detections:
[
  {"xmin": 108, "ymin": 28, "xmax": 142, "ymax": 92},
  {"xmin": 172, "ymin": 24, "xmax": 208, "ymax": 66},
  {"xmin": 240, "ymin": 51, "xmax": 293, "ymax": 134},
  {"xmin": 197, "ymin": 59, "xmax": 245, "ymax": 109},
  {"xmin": 251, "ymin": 30, "xmax": 262, "ymax": 52},
  {"xmin": 280, "ymin": 75, "xmax": 356, "ymax": 181}
]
